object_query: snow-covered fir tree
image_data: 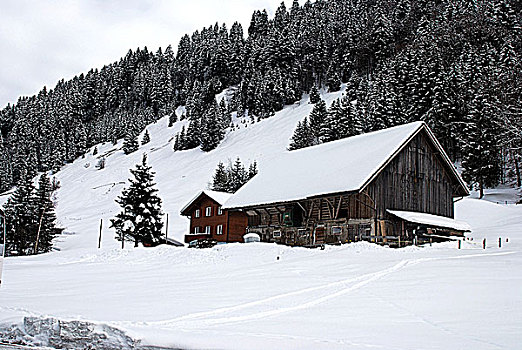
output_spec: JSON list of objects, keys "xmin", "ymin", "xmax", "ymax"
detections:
[
  {"xmin": 309, "ymin": 85, "xmax": 320, "ymax": 104},
  {"xmin": 211, "ymin": 158, "xmax": 258, "ymax": 193},
  {"xmin": 111, "ymin": 154, "xmax": 164, "ymax": 247},
  {"xmin": 288, "ymin": 118, "xmax": 313, "ymax": 151},
  {"xmin": 34, "ymin": 173, "xmax": 57, "ymax": 254},
  {"xmin": 3, "ymin": 170, "xmax": 58, "ymax": 255},
  {"xmin": 122, "ymin": 133, "xmax": 139, "ymax": 155},
  {"xmin": 141, "ymin": 130, "xmax": 151, "ymax": 145}
]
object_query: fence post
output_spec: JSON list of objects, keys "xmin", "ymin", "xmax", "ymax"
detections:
[
  {"xmin": 98, "ymin": 219, "xmax": 103, "ymax": 249},
  {"xmin": 458, "ymin": 240, "xmax": 461, "ymax": 249},
  {"xmin": 499, "ymin": 237, "xmax": 501, "ymax": 248},
  {"xmin": 483, "ymin": 238, "xmax": 486, "ymax": 249}
]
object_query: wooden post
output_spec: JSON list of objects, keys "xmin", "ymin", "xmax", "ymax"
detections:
[
  {"xmin": 98, "ymin": 219, "xmax": 103, "ymax": 248},
  {"xmin": 458, "ymin": 240, "xmax": 461, "ymax": 249},
  {"xmin": 483, "ymin": 238, "xmax": 486, "ymax": 249},
  {"xmin": 429, "ymin": 237, "xmax": 432, "ymax": 246},
  {"xmin": 498, "ymin": 237, "xmax": 501, "ymax": 248},
  {"xmin": 165, "ymin": 214, "xmax": 169, "ymax": 244},
  {"xmin": 398, "ymin": 236, "xmax": 401, "ymax": 248}
]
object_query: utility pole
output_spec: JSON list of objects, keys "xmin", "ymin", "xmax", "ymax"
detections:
[
  {"xmin": 0, "ymin": 209, "xmax": 6, "ymax": 287},
  {"xmin": 165, "ymin": 213, "xmax": 169, "ymax": 244}
]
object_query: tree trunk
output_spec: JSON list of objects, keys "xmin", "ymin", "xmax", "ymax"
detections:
[
  {"xmin": 479, "ymin": 181, "xmax": 484, "ymax": 199},
  {"xmin": 513, "ymin": 151, "xmax": 521, "ymax": 188}
]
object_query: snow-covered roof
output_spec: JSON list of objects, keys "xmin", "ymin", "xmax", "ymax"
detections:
[
  {"xmin": 180, "ymin": 190, "xmax": 233, "ymax": 214},
  {"xmin": 387, "ymin": 210, "xmax": 471, "ymax": 231},
  {"xmin": 223, "ymin": 121, "xmax": 467, "ymax": 209}
]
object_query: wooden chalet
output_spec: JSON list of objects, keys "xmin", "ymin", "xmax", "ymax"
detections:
[
  {"xmin": 180, "ymin": 190, "xmax": 248, "ymax": 243},
  {"xmin": 222, "ymin": 121, "xmax": 470, "ymax": 247}
]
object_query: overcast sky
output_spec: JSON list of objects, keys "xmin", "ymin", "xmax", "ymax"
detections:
[{"xmin": 0, "ymin": 0, "xmax": 298, "ymax": 108}]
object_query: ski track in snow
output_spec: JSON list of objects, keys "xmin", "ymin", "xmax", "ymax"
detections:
[{"xmin": 122, "ymin": 251, "xmax": 514, "ymax": 333}]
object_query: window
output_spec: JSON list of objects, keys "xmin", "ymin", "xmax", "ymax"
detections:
[
  {"xmin": 205, "ymin": 206, "xmax": 212, "ymax": 217},
  {"xmin": 218, "ymin": 206, "xmax": 223, "ymax": 215},
  {"xmin": 194, "ymin": 226, "xmax": 200, "ymax": 234},
  {"xmin": 273, "ymin": 230, "xmax": 281, "ymax": 238},
  {"xmin": 217, "ymin": 224, "xmax": 223, "ymax": 235},
  {"xmin": 332, "ymin": 226, "xmax": 342, "ymax": 235},
  {"xmin": 195, "ymin": 209, "xmax": 200, "ymax": 218},
  {"xmin": 205, "ymin": 226, "xmax": 211, "ymax": 234}
]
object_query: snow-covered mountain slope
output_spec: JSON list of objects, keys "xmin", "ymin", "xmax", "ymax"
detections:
[
  {"xmin": 48, "ymin": 88, "xmax": 344, "ymax": 252},
  {"xmin": 1, "ymin": 88, "xmax": 521, "ymax": 349}
]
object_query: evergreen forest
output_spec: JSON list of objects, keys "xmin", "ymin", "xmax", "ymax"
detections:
[{"xmin": 0, "ymin": 0, "xmax": 520, "ymax": 196}]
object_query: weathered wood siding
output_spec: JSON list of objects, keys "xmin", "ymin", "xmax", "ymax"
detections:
[{"xmin": 366, "ymin": 129, "xmax": 456, "ymax": 219}]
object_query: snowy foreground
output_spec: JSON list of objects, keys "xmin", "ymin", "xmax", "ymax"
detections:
[{"xmin": 1, "ymin": 89, "xmax": 521, "ymax": 349}]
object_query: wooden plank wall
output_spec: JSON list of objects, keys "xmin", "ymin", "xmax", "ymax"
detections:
[{"xmin": 366, "ymin": 130, "xmax": 455, "ymax": 219}]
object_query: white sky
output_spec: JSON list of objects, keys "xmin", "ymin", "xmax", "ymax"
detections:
[{"xmin": 0, "ymin": 0, "xmax": 299, "ymax": 108}]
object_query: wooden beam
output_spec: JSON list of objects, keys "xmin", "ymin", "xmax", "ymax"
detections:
[
  {"xmin": 335, "ymin": 196, "xmax": 343, "ymax": 219},
  {"xmin": 263, "ymin": 208, "xmax": 272, "ymax": 225},
  {"xmin": 324, "ymin": 198, "xmax": 334, "ymax": 218},
  {"xmin": 297, "ymin": 202, "xmax": 307, "ymax": 215},
  {"xmin": 305, "ymin": 201, "xmax": 315, "ymax": 227},
  {"xmin": 274, "ymin": 206, "xmax": 285, "ymax": 215}
]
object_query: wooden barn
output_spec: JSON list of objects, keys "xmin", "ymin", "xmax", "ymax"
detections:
[
  {"xmin": 180, "ymin": 190, "xmax": 248, "ymax": 243},
  {"xmin": 222, "ymin": 121, "xmax": 470, "ymax": 247}
]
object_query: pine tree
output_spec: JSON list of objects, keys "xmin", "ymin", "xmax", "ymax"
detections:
[
  {"xmin": 461, "ymin": 93, "xmax": 501, "ymax": 199},
  {"xmin": 211, "ymin": 162, "xmax": 229, "ymax": 192},
  {"xmin": 3, "ymin": 168, "xmax": 38, "ymax": 255},
  {"xmin": 308, "ymin": 99, "xmax": 328, "ymax": 144},
  {"xmin": 248, "ymin": 161, "xmax": 258, "ymax": 179},
  {"xmin": 201, "ymin": 102, "xmax": 225, "ymax": 152},
  {"xmin": 168, "ymin": 113, "xmax": 177, "ymax": 127},
  {"xmin": 288, "ymin": 118, "xmax": 313, "ymax": 150},
  {"xmin": 309, "ymin": 85, "xmax": 320, "ymax": 104},
  {"xmin": 122, "ymin": 133, "xmax": 139, "ymax": 154},
  {"xmin": 227, "ymin": 157, "xmax": 248, "ymax": 193},
  {"xmin": 34, "ymin": 173, "xmax": 57, "ymax": 254},
  {"xmin": 141, "ymin": 130, "xmax": 151, "ymax": 145},
  {"xmin": 111, "ymin": 154, "xmax": 164, "ymax": 247}
]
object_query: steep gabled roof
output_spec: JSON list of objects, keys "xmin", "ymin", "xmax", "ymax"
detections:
[
  {"xmin": 180, "ymin": 190, "xmax": 233, "ymax": 216},
  {"xmin": 223, "ymin": 121, "xmax": 468, "ymax": 209}
]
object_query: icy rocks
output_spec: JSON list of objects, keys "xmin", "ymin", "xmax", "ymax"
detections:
[{"xmin": 1, "ymin": 317, "xmax": 137, "ymax": 350}]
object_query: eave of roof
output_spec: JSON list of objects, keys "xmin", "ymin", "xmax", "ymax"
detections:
[{"xmin": 387, "ymin": 209, "xmax": 471, "ymax": 232}]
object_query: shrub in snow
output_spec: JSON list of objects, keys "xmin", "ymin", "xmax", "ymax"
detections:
[{"xmin": 95, "ymin": 157, "xmax": 106, "ymax": 170}]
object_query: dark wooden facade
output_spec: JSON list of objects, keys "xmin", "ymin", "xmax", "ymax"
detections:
[
  {"xmin": 181, "ymin": 193, "xmax": 248, "ymax": 243},
  {"xmin": 237, "ymin": 128, "xmax": 468, "ymax": 247}
]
